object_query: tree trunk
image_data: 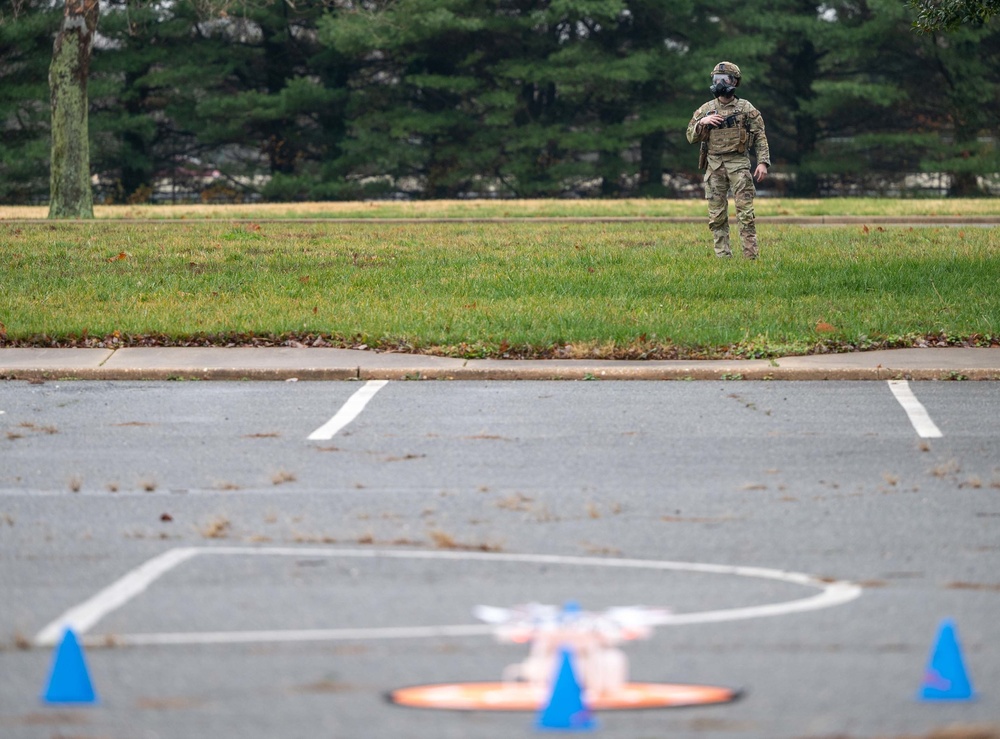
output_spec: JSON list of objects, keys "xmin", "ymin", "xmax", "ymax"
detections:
[{"xmin": 48, "ymin": 0, "xmax": 99, "ymax": 219}]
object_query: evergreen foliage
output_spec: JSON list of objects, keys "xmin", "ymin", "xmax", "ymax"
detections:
[
  {"xmin": 0, "ymin": 1, "xmax": 61, "ymax": 203},
  {"xmin": 909, "ymin": 0, "xmax": 1000, "ymax": 31},
  {"xmin": 0, "ymin": 0, "xmax": 998, "ymax": 202}
]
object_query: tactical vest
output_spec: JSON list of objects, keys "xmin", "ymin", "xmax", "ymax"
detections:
[{"xmin": 706, "ymin": 103, "xmax": 752, "ymax": 156}]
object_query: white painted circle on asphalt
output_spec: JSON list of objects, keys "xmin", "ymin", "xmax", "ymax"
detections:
[{"xmin": 38, "ymin": 547, "xmax": 863, "ymax": 647}]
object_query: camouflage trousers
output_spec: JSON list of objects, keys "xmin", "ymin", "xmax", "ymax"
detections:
[{"xmin": 704, "ymin": 158, "xmax": 758, "ymax": 259}]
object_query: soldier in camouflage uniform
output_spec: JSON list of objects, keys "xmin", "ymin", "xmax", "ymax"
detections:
[{"xmin": 686, "ymin": 62, "xmax": 771, "ymax": 259}]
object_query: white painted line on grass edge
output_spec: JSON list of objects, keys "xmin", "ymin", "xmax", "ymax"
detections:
[
  {"xmin": 308, "ymin": 380, "xmax": 388, "ymax": 440},
  {"xmin": 888, "ymin": 379, "xmax": 943, "ymax": 438}
]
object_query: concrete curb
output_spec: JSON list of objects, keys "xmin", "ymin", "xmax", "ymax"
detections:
[
  {"xmin": 4, "ymin": 367, "xmax": 998, "ymax": 382},
  {"xmin": 1, "ymin": 347, "xmax": 999, "ymax": 381},
  {"xmin": 355, "ymin": 366, "xmax": 1000, "ymax": 382}
]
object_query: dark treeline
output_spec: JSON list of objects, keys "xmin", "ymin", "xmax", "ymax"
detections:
[{"xmin": 2, "ymin": 0, "xmax": 999, "ymax": 203}]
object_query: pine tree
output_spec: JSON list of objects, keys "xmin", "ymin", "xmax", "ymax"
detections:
[
  {"xmin": 0, "ymin": 1, "xmax": 62, "ymax": 204},
  {"xmin": 805, "ymin": 0, "xmax": 999, "ymax": 195},
  {"xmin": 2, "ymin": 0, "xmax": 997, "ymax": 203},
  {"xmin": 322, "ymin": 0, "xmax": 504, "ymax": 198},
  {"xmin": 87, "ymin": 0, "xmax": 210, "ymax": 203},
  {"xmin": 321, "ymin": 0, "xmax": 714, "ymax": 198},
  {"xmin": 910, "ymin": 0, "xmax": 1000, "ymax": 31},
  {"xmin": 186, "ymin": 0, "xmax": 350, "ymax": 201}
]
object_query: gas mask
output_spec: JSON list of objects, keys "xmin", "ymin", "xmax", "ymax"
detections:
[{"xmin": 710, "ymin": 74, "xmax": 737, "ymax": 98}]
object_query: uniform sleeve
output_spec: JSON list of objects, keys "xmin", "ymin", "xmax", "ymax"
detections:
[
  {"xmin": 686, "ymin": 104, "xmax": 711, "ymax": 145},
  {"xmin": 748, "ymin": 105, "xmax": 771, "ymax": 167}
]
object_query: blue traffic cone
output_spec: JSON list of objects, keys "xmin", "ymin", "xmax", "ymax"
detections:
[
  {"xmin": 537, "ymin": 648, "xmax": 595, "ymax": 732},
  {"xmin": 42, "ymin": 629, "xmax": 97, "ymax": 704},
  {"xmin": 918, "ymin": 619, "xmax": 974, "ymax": 701}
]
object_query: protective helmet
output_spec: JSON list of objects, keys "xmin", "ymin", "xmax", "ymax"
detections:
[{"xmin": 711, "ymin": 61, "xmax": 741, "ymax": 86}]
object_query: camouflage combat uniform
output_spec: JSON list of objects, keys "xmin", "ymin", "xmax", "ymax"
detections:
[{"xmin": 686, "ymin": 98, "xmax": 770, "ymax": 258}]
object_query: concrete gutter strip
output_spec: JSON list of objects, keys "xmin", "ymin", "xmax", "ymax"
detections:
[{"xmin": 1, "ymin": 347, "xmax": 999, "ymax": 381}]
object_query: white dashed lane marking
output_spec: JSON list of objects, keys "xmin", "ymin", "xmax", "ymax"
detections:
[
  {"xmin": 34, "ymin": 548, "xmax": 201, "ymax": 647},
  {"xmin": 887, "ymin": 379, "xmax": 943, "ymax": 438},
  {"xmin": 307, "ymin": 379, "xmax": 388, "ymax": 440}
]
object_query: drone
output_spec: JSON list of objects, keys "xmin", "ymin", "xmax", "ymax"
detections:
[{"xmin": 473, "ymin": 602, "xmax": 671, "ymax": 699}]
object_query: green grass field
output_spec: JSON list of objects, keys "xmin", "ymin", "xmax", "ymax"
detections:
[{"xmin": 2, "ymin": 213, "xmax": 997, "ymax": 358}]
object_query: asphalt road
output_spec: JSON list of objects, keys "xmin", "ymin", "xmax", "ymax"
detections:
[{"xmin": 1, "ymin": 380, "xmax": 998, "ymax": 739}]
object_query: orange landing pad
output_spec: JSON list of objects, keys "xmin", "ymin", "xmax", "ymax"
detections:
[{"xmin": 388, "ymin": 682, "xmax": 739, "ymax": 711}]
